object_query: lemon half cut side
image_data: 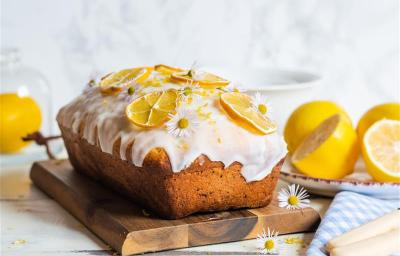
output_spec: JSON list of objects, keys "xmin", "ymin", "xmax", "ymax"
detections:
[
  {"xmin": 362, "ymin": 119, "xmax": 400, "ymax": 182},
  {"xmin": 291, "ymin": 114, "xmax": 359, "ymax": 180}
]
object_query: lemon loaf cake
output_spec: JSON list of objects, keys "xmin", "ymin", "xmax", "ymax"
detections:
[{"xmin": 57, "ymin": 65, "xmax": 287, "ymax": 219}]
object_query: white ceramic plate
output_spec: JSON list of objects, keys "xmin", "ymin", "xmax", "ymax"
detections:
[
  {"xmin": 203, "ymin": 66, "xmax": 321, "ymax": 131},
  {"xmin": 280, "ymin": 160, "xmax": 400, "ymax": 200}
]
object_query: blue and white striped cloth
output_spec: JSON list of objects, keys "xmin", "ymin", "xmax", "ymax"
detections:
[{"xmin": 306, "ymin": 191, "xmax": 399, "ymax": 256}]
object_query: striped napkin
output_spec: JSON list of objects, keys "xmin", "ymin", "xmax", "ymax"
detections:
[{"xmin": 306, "ymin": 191, "xmax": 399, "ymax": 256}]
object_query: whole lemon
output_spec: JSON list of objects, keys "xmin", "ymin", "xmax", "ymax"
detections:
[
  {"xmin": 0, "ymin": 93, "xmax": 42, "ymax": 153},
  {"xmin": 357, "ymin": 103, "xmax": 400, "ymax": 140},
  {"xmin": 284, "ymin": 101, "xmax": 352, "ymax": 153}
]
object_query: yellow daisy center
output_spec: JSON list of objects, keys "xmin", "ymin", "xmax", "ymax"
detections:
[
  {"xmin": 127, "ymin": 86, "xmax": 135, "ymax": 95},
  {"xmin": 183, "ymin": 87, "xmax": 192, "ymax": 96},
  {"xmin": 258, "ymin": 104, "xmax": 267, "ymax": 115},
  {"xmin": 264, "ymin": 239, "xmax": 275, "ymax": 250},
  {"xmin": 178, "ymin": 118, "xmax": 189, "ymax": 129},
  {"xmin": 288, "ymin": 195, "xmax": 299, "ymax": 205}
]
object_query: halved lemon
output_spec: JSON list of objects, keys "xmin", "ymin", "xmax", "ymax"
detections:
[
  {"xmin": 100, "ymin": 67, "xmax": 152, "ymax": 94},
  {"xmin": 125, "ymin": 89, "xmax": 178, "ymax": 128},
  {"xmin": 220, "ymin": 92, "xmax": 276, "ymax": 135},
  {"xmin": 171, "ymin": 71, "xmax": 230, "ymax": 89},
  {"xmin": 291, "ymin": 114, "xmax": 359, "ymax": 179},
  {"xmin": 154, "ymin": 64, "xmax": 183, "ymax": 75},
  {"xmin": 357, "ymin": 103, "xmax": 400, "ymax": 140},
  {"xmin": 284, "ymin": 101, "xmax": 352, "ymax": 153},
  {"xmin": 362, "ymin": 119, "xmax": 400, "ymax": 182}
]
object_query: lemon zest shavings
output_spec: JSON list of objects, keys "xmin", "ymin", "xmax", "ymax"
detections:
[
  {"xmin": 12, "ymin": 239, "xmax": 27, "ymax": 245},
  {"xmin": 284, "ymin": 237, "xmax": 304, "ymax": 245}
]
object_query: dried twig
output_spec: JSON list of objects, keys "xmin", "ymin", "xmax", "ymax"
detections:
[{"xmin": 22, "ymin": 132, "xmax": 61, "ymax": 159}]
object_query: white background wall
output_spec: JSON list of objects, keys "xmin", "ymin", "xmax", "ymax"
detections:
[{"xmin": 2, "ymin": 0, "xmax": 399, "ymax": 128}]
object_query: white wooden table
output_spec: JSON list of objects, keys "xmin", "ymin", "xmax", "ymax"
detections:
[{"xmin": 0, "ymin": 153, "xmax": 331, "ymax": 256}]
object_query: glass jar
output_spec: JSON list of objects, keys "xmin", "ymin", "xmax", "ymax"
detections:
[{"xmin": 0, "ymin": 48, "xmax": 52, "ymax": 160}]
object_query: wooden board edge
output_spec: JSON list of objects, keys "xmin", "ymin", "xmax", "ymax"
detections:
[
  {"xmin": 122, "ymin": 225, "xmax": 189, "ymax": 255},
  {"xmin": 120, "ymin": 208, "xmax": 320, "ymax": 255},
  {"xmin": 246, "ymin": 207, "xmax": 321, "ymax": 238},
  {"xmin": 30, "ymin": 160, "xmax": 321, "ymax": 255}
]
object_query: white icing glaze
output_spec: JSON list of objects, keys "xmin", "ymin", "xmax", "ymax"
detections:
[{"xmin": 57, "ymin": 77, "xmax": 287, "ymax": 182}]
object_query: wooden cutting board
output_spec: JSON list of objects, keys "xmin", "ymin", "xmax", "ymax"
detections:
[{"xmin": 30, "ymin": 159, "xmax": 320, "ymax": 255}]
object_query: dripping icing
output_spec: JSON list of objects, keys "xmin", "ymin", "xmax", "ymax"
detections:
[{"xmin": 57, "ymin": 83, "xmax": 287, "ymax": 182}]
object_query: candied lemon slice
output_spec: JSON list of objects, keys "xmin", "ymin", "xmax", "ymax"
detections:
[
  {"xmin": 100, "ymin": 67, "xmax": 152, "ymax": 94},
  {"xmin": 220, "ymin": 92, "xmax": 276, "ymax": 135},
  {"xmin": 125, "ymin": 89, "xmax": 178, "ymax": 128},
  {"xmin": 362, "ymin": 119, "xmax": 400, "ymax": 182},
  {"xmin": 171, "ymin": 71, "xmax": 230, "ymax": 88},
  {"xmin": 154, "ymin": 64, "xmax": 183, "ymax": 75}
]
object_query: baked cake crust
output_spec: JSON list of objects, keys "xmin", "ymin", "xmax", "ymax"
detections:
[{"xmin": 60, "ymin": 123, "xmax": 284, "ymax": 219}]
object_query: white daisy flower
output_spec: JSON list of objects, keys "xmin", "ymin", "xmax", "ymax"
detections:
[
  {"xmin": 83, "ymin": 79, "xmax": 98, "ymax": 92},
  {"xmin": 186, "ymin": 61, "xmax": 200, "ymax": 79},
  {"xmin": 166, "ymin": 108, "xmax": 200, "ymax": 138},
  {"xmin": 179, "ymin": 81, "xmax": 202, "ymax": 106},
  {"xmin": 252, "ymin": 92, "xmax": 272, "ymax": 116},
  {"xmin": 256, "ymin": 228, "xmax": 279, "ymax": 255},
  {"xmin": 278, "ymin": 184, "xmax": 310, "ymax": 210},
  {"xmin": 118, "ymin": 83, "xmax": 139, "ymax": 102},
  {"xmin": 188, "ymin": 67, "xmax": 217, "ymax": 82},
  {"xmin": 182, "ymin": 80, "xmax": 200, "ymax": 92}
]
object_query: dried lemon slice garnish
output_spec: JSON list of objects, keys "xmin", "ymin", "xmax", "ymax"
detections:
[
  {"xmin": 154, "ymin": 64, "xmax": 184, "ymax": 75},
  {"xmin": 100, "ymin": 67, "xmax": 152, "ymax": 95},
  {"xmin": 171, "ymin": 70, "xmax": 229, "ymax": 89},
  {"xmin": 220, "ymin": 92, "xmax": 276, "ymax": 135},
  {"xmin": 125, "ymin": 89, "xmax": 178, "ymax": 128}
]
